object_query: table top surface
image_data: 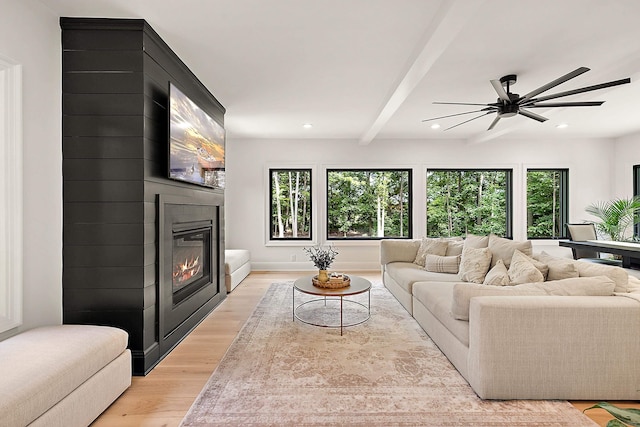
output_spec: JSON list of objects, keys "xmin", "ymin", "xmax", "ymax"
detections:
[
  {"xmin": 293, "ymin": 275, "xmax": 372, "ymax": 296},
  {"xmin": 560, "ymin": 240, "xmax": 640, "ymax": 253}
]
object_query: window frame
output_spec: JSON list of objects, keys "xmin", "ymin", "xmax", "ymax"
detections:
[
  {"xmin": 526, "ymin": 168, "xmax": 569, "ymax": 240},
  {"xmin": 325, "ymin": 168, "xmax": 413, "ymax": 241},
  {"xmin": 425, "ymin": 168, "xmax": 513, "ymax": 238},
  {"xmin": 268, "ymin": 168, "xmax": 313, "ymax": 242},
  {"xmin": 634, "ymin": 164, "xmax": 639, "ymax": 239}
]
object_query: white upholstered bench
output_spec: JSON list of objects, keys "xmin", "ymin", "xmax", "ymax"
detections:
[
  {"xmin": 0, "ymin": 324, "xmax": 131, "ymax": 427},
  {"xmin": 225, "ymin": 249, "xmax": 251, "ymax": 292}
]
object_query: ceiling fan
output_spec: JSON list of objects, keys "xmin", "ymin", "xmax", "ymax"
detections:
[{"xmin": 422, "ymin": 67, "xmax": 631, "ymax": 131}]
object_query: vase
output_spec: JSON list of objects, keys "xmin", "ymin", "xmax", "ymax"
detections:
[{"xmin": 317, "ymin": 269, "xmax": 329, "ymax": 283}]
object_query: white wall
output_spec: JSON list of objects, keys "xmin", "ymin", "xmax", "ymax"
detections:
[
  {"xmin": 612, "ymin": 131, "xmax": 640, "ymax": 198},
  {"xmin": 225, "ymin": 136, "xmax": 615, "ymax": 271},
  {"xmin": 0, "ymin": 0, "xmax": 62, "ymax": 339}
]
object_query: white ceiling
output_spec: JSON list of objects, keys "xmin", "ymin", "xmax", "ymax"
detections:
[{"xmin": 39, "ymin": 0, "xmax": 640, "ymax": 143}]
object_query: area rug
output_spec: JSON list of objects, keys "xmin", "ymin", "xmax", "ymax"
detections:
[{"xmin": 181, "ymin": 281, "xmax": 595, "ymax": 426}]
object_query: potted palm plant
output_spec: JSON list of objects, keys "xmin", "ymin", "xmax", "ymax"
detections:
[{"xmin": 585, "ymin": 196, "xmax": 640, "ymax": 241}]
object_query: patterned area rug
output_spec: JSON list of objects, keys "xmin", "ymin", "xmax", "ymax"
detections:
[{"xmin": 181, "ymin": 281, "xmax": 595, "ymax": 426}]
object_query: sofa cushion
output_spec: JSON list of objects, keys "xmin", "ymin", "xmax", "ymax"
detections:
[
  {"xmin": 424, "ymin": 254, "xmax": 461, "ymax": 274},
  {"xmin": 488, "ymin": 234, "xmax": 533, "ymax": 268},
  {"xmin": 380, "ymin": 239, "xmax": 420, "ymax": 265},
  {"xmin": 225, "ymin": 249, "xmax": 251, "ymax": 274},
  {"xmin": 413, "ymin": 282, "xmax": 470, "ymax": 346},
  {"xmin": 534, "ymin": 251, "xmax": 578, "ymax": 281},
  {"xmin": 414, "ymin": 237, "xmax": 449, "ymax": 267},
  {"xmin": 458, "ymin": 247, "xmax": 492, "ymax": 284},
  {"xmin": 574, "ymin": 260, "xmax": 629, "ymax": 293},
  {"xmin": 483, "ymin": 259, "xmax": 510, "ymax": 286},
  {"xmin": 385, "ymin": 262, "xmax": 461, "ymax": 294},
  {"xmin": 464, "ymin": 234, "xmax": 489, "ymax": 249},
  {"xmin": 445, "ymin": 240, "xmax": 465, "ymax": 256},
  {"xmin": 452, "ymin": 275, "xmax": 616, "ymax": 320},
  {"xmin": 508, "ymin": 250, "xmax": 545, "ymax": 285},
  {"xmin": 0, "ymin": 325, "xmax": 129, "ymax": 426}
]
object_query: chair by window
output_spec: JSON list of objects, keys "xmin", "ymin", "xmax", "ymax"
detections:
[{"xmin": 565, "ymin": 223, "xmax": 622, "ymax": 266}]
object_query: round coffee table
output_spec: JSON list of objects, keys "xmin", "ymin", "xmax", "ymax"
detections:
[{"xmin": 292, "ymin": 275, "xmax": 371, "ymax": 335}]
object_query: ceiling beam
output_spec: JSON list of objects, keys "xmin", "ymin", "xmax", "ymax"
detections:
[{"xmin": 358, "ymin": 0, "xmax": 486, "ymax": 145}]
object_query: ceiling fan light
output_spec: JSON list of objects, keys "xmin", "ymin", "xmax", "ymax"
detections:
[
  {"xmin": 302, "ymin": 123, "xmax": 313, "ymax": 129},
  {"xmin": 556, "ymin": 123, "xmax": 569, "ymax": 129},
  {"xmin": 430, "ymin": 123, "xmax": 441, "ymax": 129}
]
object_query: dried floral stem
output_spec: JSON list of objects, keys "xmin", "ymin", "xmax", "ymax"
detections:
[{"xmin": 303, "ymin": 245, "xmax": 338, "ymax": 270}]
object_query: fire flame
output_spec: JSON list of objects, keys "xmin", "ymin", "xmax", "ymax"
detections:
[{"xmin": 173, "ymin": 256, "xmax": 201, "ymax": 284}]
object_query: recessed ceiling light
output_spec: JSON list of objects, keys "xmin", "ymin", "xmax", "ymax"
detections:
[
  {"xmin": 556, "ymin": 123, "xmax": 568, "ymax": 129},
  {"xmin": 303, "ymin": 123, "xmax": 313, "ymax": 129},
  {"xmin": 430, "ymin": 123, "xmax": 441, "ymax": 129}
]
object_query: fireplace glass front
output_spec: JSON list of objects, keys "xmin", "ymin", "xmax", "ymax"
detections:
[{"xmin": 172, "ymin": 226, "xmax": 211, "ymax": 305}]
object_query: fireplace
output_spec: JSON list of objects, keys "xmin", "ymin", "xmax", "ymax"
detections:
[
  {"xmin": 172, "ymin": 223, "xmax": 211, "ymax": 305},
  {"xmin": 159, "ymin": 195, "xmax": 224, "ymax": 356}
]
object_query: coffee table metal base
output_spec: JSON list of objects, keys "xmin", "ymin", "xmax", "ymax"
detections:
[{"xmin": 292, "ymin": 275, "xmax": 371, "ymax": 336}]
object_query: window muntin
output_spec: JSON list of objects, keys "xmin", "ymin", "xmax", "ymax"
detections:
[
  {"xmin": 269, "ymin": 169, "xmax": 312, "ymax": 240},
  {"xmin": 526, "ymin": 169, "xmax": 569, "ymax": 239},
  {"xmin": 326, "ymin": 169, "xmax": 412, "ymax": 240},
  {"xmin": 426, "ymin": 169, "xmax": 512, "ymax": 238}
]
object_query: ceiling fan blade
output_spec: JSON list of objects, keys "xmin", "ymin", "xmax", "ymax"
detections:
[
  {"xmin": 518, "ymin": 108, "xmax": 548, "ymax": 123},
  {"xmin": 433, "ymin": 101, "xmax": 494, "ymax": 106},
  {"xmin": 522, "ymin": 78, "xmax": 631, "ymax": 104},
  {"xmin": 490, "ymin": 80, "xmax": 510, "ymax": 101},
  {"xmin": 422, "ymin": 108, "xmax": 494, "ymax": 122},
  {"xmin": 443, "ymin": 111, "xmax": 493, "ymax": 131},
  {"xmin": 487, "ymin": 115, "xmax": 501, "ymax": 130},
  {"xmin": 519, "ymin": 67, "xmax": 590, "ymax": 103},
  {"xmin": 526, "ymin": 101, "xmax": 604, "ymax": 108}
]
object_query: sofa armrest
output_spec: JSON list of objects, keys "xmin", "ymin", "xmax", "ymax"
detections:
[
  {"xmin": 380, "ymin": 239, "xmax": 420, "ymax": 265},
  {"xmin": 467, "ymin": 295, "xmax": 640, "ymax": 400}
]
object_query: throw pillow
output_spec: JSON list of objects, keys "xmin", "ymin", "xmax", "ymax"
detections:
[
  {"xmin": 534, "ymin": 251, "xmax": 579, "ymax": 281},
  {"xmin": 508, "ymin": 250, "xmax": 544, "ymax": 285},
  {"xmin": 488, "ymin": 233, "xmax": 533, "ymax": 268},
  {"xmin": 445, "ymin": 240, "xmax": 464, "ymax": 256},
  {"xmin": 451, "ymin": 275, "xmax": 615, "ymax": 321},
  {"xmin": 463, "ymin": 234, "xmax": 489, "ymax": 249},
  {"xmin": 458, "ymin": 247, "xmax": 492, "ymax": 284},
  {"xmin": 517, "ymin": 251, "xmax": 549, "ymax": 280},
  {"xmin": 413, "ymin": 237, "xmax": 449, "ymax": 267},
  {"xmin": 424, "ymin": 254, "xmax": 461, "ymax": 274},
  {"xmin": 483, "ymin": 259, "xmax": 510, "ymax": 286}
]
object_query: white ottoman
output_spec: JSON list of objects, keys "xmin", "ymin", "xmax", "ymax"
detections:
[{"xmin": 225, "ymin": 249, "xmax": 251, "ymax": 292}]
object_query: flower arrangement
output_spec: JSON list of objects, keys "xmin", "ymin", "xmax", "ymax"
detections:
[{"xmin": 304, "ymin": 245, "xmax": 338, "ymax": 270}]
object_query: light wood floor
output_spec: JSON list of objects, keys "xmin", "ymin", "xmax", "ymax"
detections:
[{"xmin": 91, "ymin": 271, "xmax": 635, "ymax": 426}]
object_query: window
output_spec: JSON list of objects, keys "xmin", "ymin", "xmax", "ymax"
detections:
[
  {"xmin": 326, "ymin": 169, "xmax": 411, "ymax": 239},
  {"xmin": 526, "ymin": 169, "xmax": 569, "ymax": 239},
  {"xmin": 634, "ymin": 165, "xmax": 640, "ymax": 239},
  {"xmin": 269, "ymin": 169, "xmax": 312, "ymax": 240},
  {"xmin": 426, "ymin": 169, "xmax": 512, "ymax": 238}
]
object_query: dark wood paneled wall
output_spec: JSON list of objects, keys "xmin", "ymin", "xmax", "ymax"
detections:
[{"xmin": 61, "ymin": 18, "xmax": 226, "ymax": 374}]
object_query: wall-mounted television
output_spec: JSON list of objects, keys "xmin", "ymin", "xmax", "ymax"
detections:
[{"xmin": 168, "ymin": 83, "xmax": 225, "ymax": 189}]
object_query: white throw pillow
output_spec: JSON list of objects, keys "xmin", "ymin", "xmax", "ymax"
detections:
[
  {"xmin": 445, "ymin": 240, "xmax": 464, "ymax": 256},
  {"xmin": 488, "ymin": 233, "xmax": 533, "ymax": 268},
  {"xmin": 458, "ymin": 247, "xmax": 492, "ymax": 284},
  {"xmin": 508, "ymin": 250, "xmax": 545, "ymax": 285},
  {"xmin": 534, "ymin": 251, "xmax": 579, "ymax": 281},
  {"xmin": 413, "ymin": 237, "xmax": 449, "ymax": 267},
  {"xmin": 424, "ymin": 254, "xmax": 461, "ymax": 274},
  {"xmin": 483, "ymin": 259, "xmax": 510, "ymax": 286},
  {"xmin": 451, "ymin": 275, "xmax": 616, "ymax": 320}
]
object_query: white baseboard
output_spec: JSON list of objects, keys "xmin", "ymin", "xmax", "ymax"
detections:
[{"xmin": 250, "ymin": 261, "xmax": 381, "ymax": 272}]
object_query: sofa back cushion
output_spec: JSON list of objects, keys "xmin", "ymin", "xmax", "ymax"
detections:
[
  {"xmin": 574, "ymin": 260, "xmax": 629, "ymax": 293},
  {"xmin": 451, "ymin": 276, "xmax": 616, "ymax": 320},
  {"xmin": 380, "ymin": 239, "xmax": 420, "ymax": 265},
  {"xmin": 533, "ymin": 251, "xmax": 579, "ymax": 281},
  {"xmin": 488, "ymin": 234, "xmax": 533, "ymax": 268}
]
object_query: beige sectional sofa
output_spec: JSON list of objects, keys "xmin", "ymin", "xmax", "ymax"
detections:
[{"xmin": 381, "ymin": 236, "xmax": 640, "ymax": 400}]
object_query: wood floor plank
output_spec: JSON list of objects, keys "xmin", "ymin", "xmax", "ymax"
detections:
[{"xmin": 90, "ymin": 271, "xmax": 633, "ymax": 426}]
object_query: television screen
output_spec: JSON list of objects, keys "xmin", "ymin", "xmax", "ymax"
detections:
[{"xmin": 168, "ymin": 83, "xmax": 225, "ymax": 189}]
